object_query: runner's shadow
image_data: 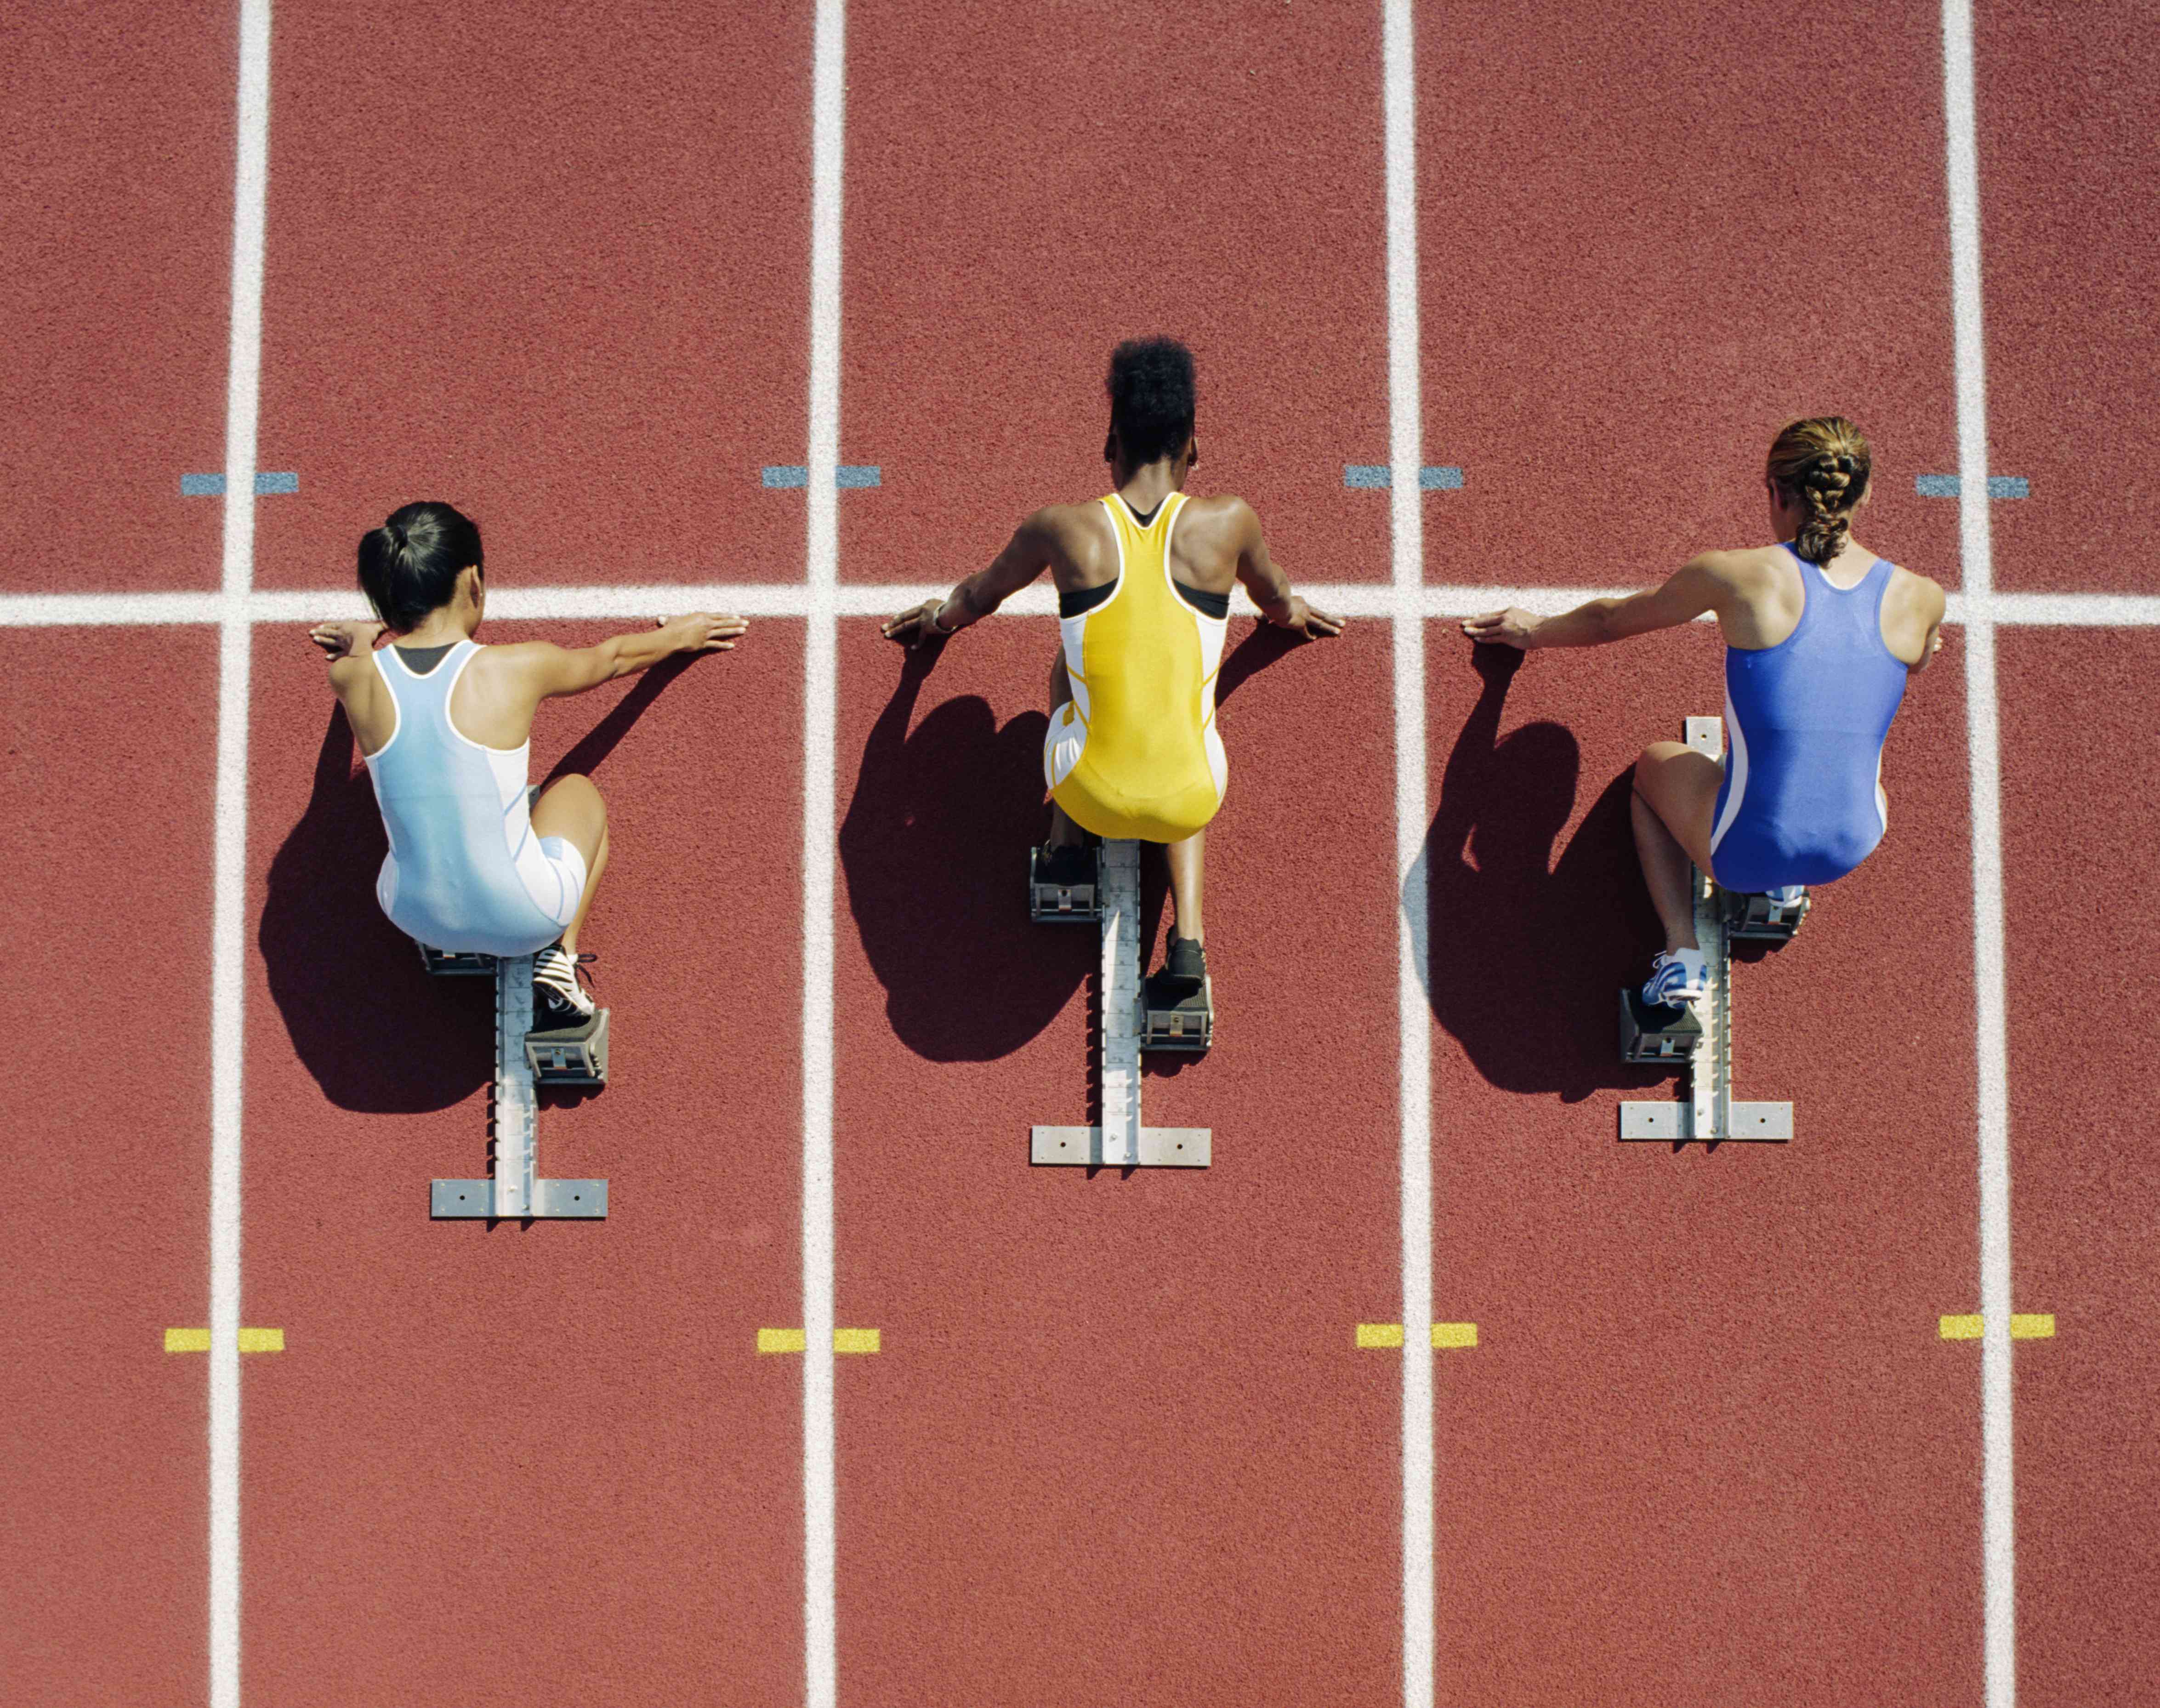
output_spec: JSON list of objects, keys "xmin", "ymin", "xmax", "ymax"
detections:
[
  {"xmin": 1414, "ymin": 646, "xmax": 1670, "ymax": 1101},
  {"xmin": 539, "ymin": 653, "xmax": 692, "ymax": 786},
  {"xmin": 1212, "ymin": 618, "xmax": 1305, "ymax": 710},
  {"xmin": 839, "ymin": 645, "xmax": 1086, "ymax": 1062},
  {"xmin": 261, "ymin": 667, "xmax": 694, "ymax": 1114},
  {"xmin": 257, "ymin": 707, "xmax": 489, "ymax": 1113}
]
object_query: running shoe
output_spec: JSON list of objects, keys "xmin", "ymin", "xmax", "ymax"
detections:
[
  {"xmin": 1163, "ymin": 933, "xmax": 1207, "ymax": 985},
  {"xmin": 1039, "ymin": 843, "xmax": 1095, "ymax": 888},
  {"xmin": 533, "ymin": 942, "xmax": 597, "ymax": 1029},
  {"xmin": 1641, "ymin": 947, "xmax": 1707, "ymax": 1010}
]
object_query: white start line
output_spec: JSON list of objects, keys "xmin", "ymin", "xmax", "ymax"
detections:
[{"xmin": 6, "ymin": 0, "xmax": 2136, "ymax": 1705}]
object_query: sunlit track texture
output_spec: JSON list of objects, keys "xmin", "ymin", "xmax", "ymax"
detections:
[{"xmin": 1, "ymin": 3, "xmax": 2156, "ymax": 1708}]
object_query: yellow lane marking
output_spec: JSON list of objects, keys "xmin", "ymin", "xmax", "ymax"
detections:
[
  {"xmin": 1939, "ymin": 1314, "xmax": 2055, "ymax": 1341},
  {"xmin": 1356, "ymin": 1323, "xmax": 1478, "ymax": 1349},
  {"xmin": 164, "ymin": 1328, "xmax": 285, "ymax": 1353},
  {"xmin": 758, "ymin": 1328, "xmax": 881, "ymax": 1354}
]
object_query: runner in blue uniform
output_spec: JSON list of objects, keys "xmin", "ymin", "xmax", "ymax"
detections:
[{"xmin": 1463, "ymin": 417, "xmax": 1947, "ymax": 1010}]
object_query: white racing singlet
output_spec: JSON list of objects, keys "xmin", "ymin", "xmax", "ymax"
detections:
[{"xmin": 364, "ymin": 639, "xmax": 586, "ymax": 956}]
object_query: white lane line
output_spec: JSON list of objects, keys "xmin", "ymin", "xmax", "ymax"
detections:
[
  {"xmin": 802, "ymin": 2, "xmax": 846, "ymax": 1704},
  {"xmin": 1382, "ymin": 5, "xmax": 1434, "ymax": 1708},
  {"xmin": 210, "ymin": 4, "xmax": 272, "ymax": 1708},
  {"xmin": 1941, "ymin": 2, "xmax": 2017, "ymax": 1703},
  {"xmin": 18, "ymin": 584, "xmax": 2160, "ymax": 631}
]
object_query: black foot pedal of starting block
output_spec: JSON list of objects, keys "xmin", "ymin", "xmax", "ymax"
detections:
[
  {"xmin": 1619, "ymin": 987, "xmax": 1700, "ymax": 1064},
  {"xmin": 526, "ymin": 1008, "xmax": 609, "ymax": 1085},
  {"xmin": 1724, "ymin": 888, "xmax": 1810, "ymax": 943},
  {"xmin": 417, "ymin": 942, "xmax": 497, "ymax": 977},
  {"xmin": 1143, "ymin": 971, "xmax": 1214, "ymax": 1053},
  {"xmin": 1029, "ymin": 843, "xmax": 1100, "ymax": 925}
]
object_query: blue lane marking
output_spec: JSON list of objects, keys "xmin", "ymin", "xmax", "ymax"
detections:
[
  {"xmin": 1916, "ymin": 474, "xmax": 2029, "ymax": 499},
  {"xmin": 762, "ymin": 465, "xmax": 882, "ymax": 488},
  {"xmin": 1344, "ymin": 464, "xmax": 1465, "ymax": 490},
  {"xmin": 180, "ymin": 472, "xmax": 299, "ymax": 496}
]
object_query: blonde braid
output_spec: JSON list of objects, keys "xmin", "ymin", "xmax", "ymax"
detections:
[{"xmin": 1767, "ymin": 417, "xmax": 1871, "ymax": 565}]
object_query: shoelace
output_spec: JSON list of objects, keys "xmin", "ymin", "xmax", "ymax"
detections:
[{"xmin": 534, "ymin": 948, "xmax": 598, "ymax": 999}]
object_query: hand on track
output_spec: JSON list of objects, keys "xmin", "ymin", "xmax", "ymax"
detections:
[
  {"xmin": 881, "ymin": 600, "xmax": 951, "ymax": 649},
  {"xmin": 1461, "ymin": 608, "xmax": 1540, "ymax": 649},
  {"xmin": 1269, "ymin": 597, "xmax": 1344, "ymax": 639},
  {"xmin": 659, "ymin": 613, "xmax": 748, "ymax": 652},
  {"xmin": 308, "ymin": 619, "xmax": 384, "ymax": 659}
]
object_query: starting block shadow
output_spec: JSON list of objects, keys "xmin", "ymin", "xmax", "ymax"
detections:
[
  {"xmin": 1619, "ymin": 717, "xmax": 1797, "ymax": 1148},
  {"xmin": 1030, "ymin": 841, "xmax": 1211, "ymax": 1168},
  {"xmin": 430, "ymin": 951, "xmax": 609, "ymax": 1218}
]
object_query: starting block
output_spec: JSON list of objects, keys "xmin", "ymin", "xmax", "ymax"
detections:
[
  {"xmin": 1029, "ymin": 843, "xmax": 1101, "ymax": 924},
  {"xmin": 1619, "ymin": 717, "xmax": 1796, "ymax": 1145},
  {"xmin": 526, "ymin": 1008, "xmax": 609, "ymax": 1085},
  {"xmin": 432, "ymin": 953, "xmax": 608, "ymax": 1218},
  {"xmin": 1030, "ymin": 839, "xmax": 1212, "ymax": 1167},
  {"xmin": 417, "ymin": 942, "xmax": 496, "ymax": 977},
  {"xmin": 1141, "ymin": 966, "xmax": 1214, "ymax": 1053},
  {"xmin": 1726, "ymin": 886, "xmax": 1809, "ymax": 942}
]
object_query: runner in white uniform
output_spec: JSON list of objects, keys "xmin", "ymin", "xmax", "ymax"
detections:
[
  {"xmin": 312, "ymin": 500, "xmax": 747, "ymax": 1029},
  {"xmin": 365, "ymin": 637, "xmax": 588, "ymax": 957}
]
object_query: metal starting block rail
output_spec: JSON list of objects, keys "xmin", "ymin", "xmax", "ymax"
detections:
[
  {"xmin": 1031, "ymin": 840, "xmax": 1211, "ymax": 1168},
  {"xmin": 432, "ymin": 953, "xmax": 609, "ymax": 1218},
  {"xmin": 1620, "ymin": 717, "xmax": 1796, "ymax": 1145}
]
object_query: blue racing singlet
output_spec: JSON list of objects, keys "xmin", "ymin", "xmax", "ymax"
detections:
[{"xmin": 1709, "ymin": 546, "xmax": 1909, "ymax": 892}]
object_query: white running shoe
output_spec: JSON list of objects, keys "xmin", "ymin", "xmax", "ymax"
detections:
[
  {"xmin": 1641, "ymin": 948, "xmax": 1708, "ymax": 1009},
  {"xmin": 533, "ymin": 942, "xmax": 597, "ymax": 1028}
]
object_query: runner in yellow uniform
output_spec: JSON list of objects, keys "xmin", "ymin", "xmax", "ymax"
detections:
[{"xmin": 883, "ymin": 337, "xmax": 1341, "ymax": 996}]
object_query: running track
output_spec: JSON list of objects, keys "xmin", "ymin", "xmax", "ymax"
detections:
[{"xmin": 1, "ymin": 3, "xmax": 2155, "ymax": 1706}]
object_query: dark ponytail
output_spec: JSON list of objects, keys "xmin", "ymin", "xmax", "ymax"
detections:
[{"xmin": 357, "ymin": 501, "xmax": 483, "ymax": 631}]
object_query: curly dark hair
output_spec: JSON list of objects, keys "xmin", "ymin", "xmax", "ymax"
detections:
[{"xmin": 1106, "ymin": 337, "xmax": 1196, "ymax": 466}]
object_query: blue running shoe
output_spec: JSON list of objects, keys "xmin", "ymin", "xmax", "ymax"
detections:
[{"xmin": 1641, "ymin": 948, "xmax": 1708, "ymax": 1010}]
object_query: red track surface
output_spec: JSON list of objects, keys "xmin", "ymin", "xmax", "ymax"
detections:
[
  {"xmin": 1415, "ymin": 1, "xmax": 1965, "ymax": 588},
  {"xmin": 1977, "ymin": 0, "xmax": 2160, "ymax": 594},
  {"xmin": 1, "ymin": 633, "xmax": 219, "ymax": 1702},
  {"xmin": 252, "ymin": 0, "xmax": 812, "ymax": 590},
  {"xmin": 841, "ymin": 0, "xmax": 1393, "ymax": 587},
  {"xmin": 0, "ymin": 3, "xmax": 233, "ymax": 592},
  {"xmin": 2000, "ymin": 633, "xmax": 2160, "ymax": 1707},
  {"xmin": 5, "ymin": 4, "xmax": 2158, "ymax": 1707},
  {"xmin": 240, "ymin": 624, "xmax": 807, "ymax": 1706}
]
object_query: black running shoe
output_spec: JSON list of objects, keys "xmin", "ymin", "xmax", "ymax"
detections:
[
  {"xmin": 533, "ymin": 942, "xmax": 597, "ymax": 1029},
  {"xmin": 1163, "ymin": 933, "xmax": 1206, "ymax": 986},
  {"xmin": 1040, "ymin": 843, "xmax": 1095, "ymax": 887}
]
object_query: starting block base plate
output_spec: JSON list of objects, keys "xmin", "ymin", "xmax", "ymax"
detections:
[
  {"xmin": 1030, "ymin": 1125, "xmax": 1212, "ymax": 1167},
  {"xmin": 1618, "ymin": 1101, "xmax": 1793, "ymax": 1143},
  {"xmin": 431, "ymin": 1177, "xmax": 610, "ymax": 1217}
]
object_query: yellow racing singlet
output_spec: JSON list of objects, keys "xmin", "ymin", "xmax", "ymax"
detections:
[{"xmin": 1044, "ymin": 490, "xmax": 1229, "ymax": 842}]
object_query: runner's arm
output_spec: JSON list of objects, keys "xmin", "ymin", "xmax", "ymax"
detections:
[
  {"xmin": 881, "ymin": 510, "xmax": 1057, "ymax": 648},
  {"xmin": 1229, "ymin": 499, "xmax": 1342, "ymax": 638},
  {"xmin": 498, "ymin": 614, "xmax": 749, "ymax": 699},
  {"xmin": 1903, "ymin": 577, "xmax": 1949, "ymax": 673},
  {"xmin": 1462, "ymin": 555, "xmax": 1728, "ymax": 650},
  {"xmin": 309, "ymin": 619, "xmax": 387, "ymax": 701}
]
